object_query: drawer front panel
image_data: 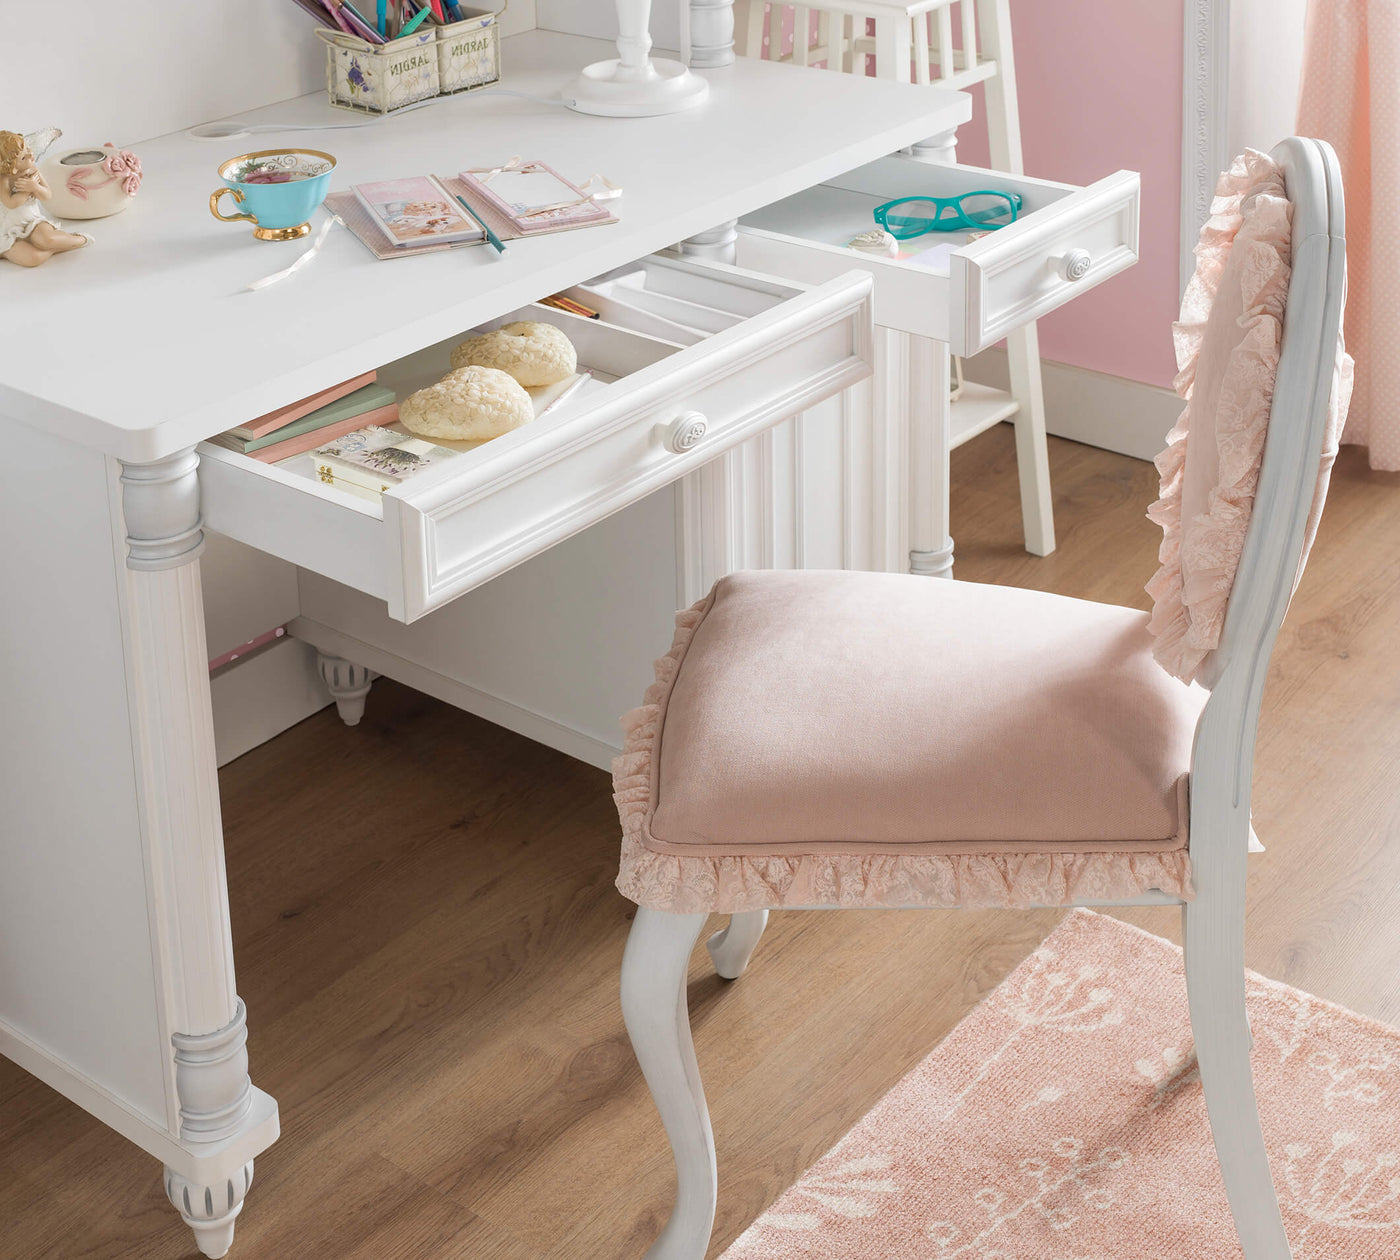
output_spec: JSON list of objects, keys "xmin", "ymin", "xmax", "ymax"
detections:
[
  {"xmin": 951, "ymin": 171, "xmax": 1140, "ymax": 355},
  {"xmin": 387, "ymin": 269, "xmax": 873, "ymax": 621},
  {"xmin": 737, "ymin": 159, "xmax": 1141, "ymax": 356}
]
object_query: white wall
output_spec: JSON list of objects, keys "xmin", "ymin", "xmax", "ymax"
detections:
[
  {"xmin": 10, "ymin": 0, "xmax": 536, "ymax": 145},
  {"xmin": 1229, "ymin": 0, "xmax": 1308, "ymax": 156},
  {"xmin": 536, "ymin": 0, "xmax": 682, "ymax": 50}
]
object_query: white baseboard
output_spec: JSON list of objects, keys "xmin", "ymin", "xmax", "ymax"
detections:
[
  {"xmin": 210, "ymin": 636, "xmax": 330, "ymax": 767},
  {"xmin": 963, "ymin": 348, "xmax": 1180, "ymax": 462}
]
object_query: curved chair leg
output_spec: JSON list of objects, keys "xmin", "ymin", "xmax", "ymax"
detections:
[
  {"xmin": 621, "ymin": 909, "xmax": 716, "ymax": 1260},
  {"xmin": 1183, "ymin": 892, "xmax": 1292, "ymax": 1258},
  {"xmin": 706, "ymin": 909, "xmax": 769, "ymax": 980}
]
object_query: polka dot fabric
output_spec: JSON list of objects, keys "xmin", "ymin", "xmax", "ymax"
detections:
[
  {"xmin": 1298, "ymin": 0, "xmax": 1400, "ymax": 470},
  {"xmin": 756, "ymin": 5, "xmax": 877, "ymax": 74}
]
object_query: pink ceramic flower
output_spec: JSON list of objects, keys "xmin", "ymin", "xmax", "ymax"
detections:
[{"xmin": 102, "ymin": 145, "xmax": 142, "ymax": 196}]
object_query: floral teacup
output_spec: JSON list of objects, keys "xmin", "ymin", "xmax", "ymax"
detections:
[{"xmin": 209, "ymin": 149, "xmax": 336, "ymax": 241}]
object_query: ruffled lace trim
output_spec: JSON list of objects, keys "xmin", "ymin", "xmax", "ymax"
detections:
[
  {"xmin": 1146, "ymin": 148, "xmax": 1293, "ymax": 683},
  {"xmin": 612, "ymin": 602, "xmax": 1195, "ymax": 914}
]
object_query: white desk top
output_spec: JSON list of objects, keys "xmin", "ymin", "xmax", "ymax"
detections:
[{"xmin": 0, "ymin": 30, "xmax": 967, "ymax": 463}]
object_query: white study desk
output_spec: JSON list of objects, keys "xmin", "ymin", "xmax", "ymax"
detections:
[
  {"xmin": 0, "ymin": 27, "xmax": 1136, "ymax": 1257},
  {"xmin": 0, "ymin": 30, "xmax": 968, "ymax": 462}
]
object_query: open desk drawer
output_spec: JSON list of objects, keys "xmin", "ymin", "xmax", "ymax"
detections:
[
  {"xmin": 737, "ymin": 157, "xmax": 1139, "ymax": 356},
  {"xmin": 198, "ymin": 255, "xmax": 872, "ymax": 623}
]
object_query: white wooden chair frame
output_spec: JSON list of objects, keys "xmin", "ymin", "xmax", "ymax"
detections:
[
  {"xmin": 620, "ymin": 136, "xmax": 1346, "ymax": 1260},
  {"xmin": 731, "ymin": 0, "xmax": 1056, "ymax": 556}
]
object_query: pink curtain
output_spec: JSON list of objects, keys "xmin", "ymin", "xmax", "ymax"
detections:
[{"xmin": 1298, "ymin": 0, "xmax": 1400, "ymax": 470}]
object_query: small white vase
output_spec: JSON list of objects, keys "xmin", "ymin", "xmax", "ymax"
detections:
[{"xmin": 42, "ymin": 144, "xmax": 141, "ymax": 220}]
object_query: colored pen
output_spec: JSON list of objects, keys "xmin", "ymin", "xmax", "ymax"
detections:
[
  {"xmin": 376, "ymin": 0, "xmax": 385, "ymax": 37},
  {"xmin": 341, "ymin": 0, "xmax": 385, "ymax": 41},
  {"xmin": 541, "ymin": 295, "xmax": 600, "ymax": 319},
  {"xmin": 429, "ymin": 0, "xmax": 445, "ymax": 20},
  {"xmin": 291, "ymin": 0, "xmax": 339, "ymax": 28},
  {"xmin": 318, "ymin": 0, "xmax": 357, "ymax": 35},
  {"xmin": 444, "ymin": 0, "xmax": 464, "ymax": 20},
  {"xmin": 456, "ymin": 195, "xmax": 507, "ymax": 255},
  {"xmin": 400, "ymin": 4, "xmax": 431, "ymax": 34}
]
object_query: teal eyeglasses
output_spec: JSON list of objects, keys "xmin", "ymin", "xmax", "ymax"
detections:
[{"xmin": 872, "ymin": 190, "xmax": 1023, "ymax": 239}]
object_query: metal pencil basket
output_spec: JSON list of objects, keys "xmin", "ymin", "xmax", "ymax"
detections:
[
  {"xmin": 318, "ymin": 3, "xmax": 504, "ymax": 117},
  {"xmin": 436, "ymin": 5, "xmax": 504, "ymax": 95}
]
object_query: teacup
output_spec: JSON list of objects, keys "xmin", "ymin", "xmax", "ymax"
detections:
[{"xmin": 209, "ymin": 149, "xmax": 336, "ymax": 241}]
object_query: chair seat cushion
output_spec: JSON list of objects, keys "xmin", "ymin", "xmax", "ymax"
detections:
[{"xmin": 614, "ymin": 571, "xmax": 1207, "ymax": 914}]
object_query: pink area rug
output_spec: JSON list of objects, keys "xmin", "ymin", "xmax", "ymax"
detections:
[{"xmin": 722, "ymin": 910, "xmax": 1400, "ymax": 1259}]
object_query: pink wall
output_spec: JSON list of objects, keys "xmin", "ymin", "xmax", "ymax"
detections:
[{"xmin": 956, "ymin": 1, "xmax": 1184, "ymax": 387}]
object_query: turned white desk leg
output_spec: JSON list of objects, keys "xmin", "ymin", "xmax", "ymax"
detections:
[
  {"xmin": 316, "ymin": 652, "xmax": 376, "ymax": 727},
  {"xmin": 905, "ymin": 129, "xmax": 958, "ymax": 164},
  {"xmin": 119, "ymin": 450, "xmax": 273, "ymax": 1259},
  {"xmin": 906, "ymin": 337, "xmax": 954, "ymax": 578},
  {"xmin": 689, "ymin": 0, "xmax": 735, "ymax": 66},
  {"xmin": 676, "ymin": 219, "xmax": 738, "ymax": 265},
  {"xmin": 1006, "ymin": 323, "xmax": 1055, "ymax": 555}
]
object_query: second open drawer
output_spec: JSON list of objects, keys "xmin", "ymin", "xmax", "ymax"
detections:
[
  {"xmin": 736, "ymin": 156, "xmax": 1140, "ymax": 356},
  {"xmin": 198, "ymin": 254, "xmax": 873, "ymax": 623}
]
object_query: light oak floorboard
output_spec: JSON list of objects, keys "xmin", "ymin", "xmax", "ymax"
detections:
[{"xmin": 1, "ymin": 430, "xmax": 1397, "ymax": 1258}]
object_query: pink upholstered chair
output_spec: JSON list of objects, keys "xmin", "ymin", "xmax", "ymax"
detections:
[{"xmin": 615, "ymin": 137, "xmax": 1352, "ymax": 1260}]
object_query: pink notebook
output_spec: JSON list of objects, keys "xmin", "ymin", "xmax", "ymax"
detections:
[
  {"xmin": 251, "ymin": 404, "xmax": 400, "ymax": 463},
  {"xmin": 457, "ymin": 161, "xmax": 612, "ymax": 235},
  {"xmin": 326, "ymin": 176, "xmax": 617, "ymax": 261},
  {"xmin": 350, "ymin": 175, "xmax": 485, "ymax": 248},
  {"xmin": 232, "ymin": 370, "xmax": 377, "ymax": 440}
]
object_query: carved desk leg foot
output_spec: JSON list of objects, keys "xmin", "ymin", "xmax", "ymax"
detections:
[
  {"xmin": 317, "ymin": 652, "xmax": 376, "ymax": 726},
  {"xmin": 165, "ymin": 1162, "xmax": 254, "ymax": 1259},
  {"xmin": 165, "ymin": 997, "xmax": 261, "ymax": 1257}
]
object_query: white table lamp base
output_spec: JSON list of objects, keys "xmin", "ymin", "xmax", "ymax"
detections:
[
  {"xmin": 569, "ymin": 58, "xmax": 709, "ymax": 117},
  {"xmin": 567, "ymin": 0, "xmax": 710, "ymax": 117}
]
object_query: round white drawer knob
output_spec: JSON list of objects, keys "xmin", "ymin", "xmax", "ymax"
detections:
[
  {"xmin": 665, "ymin": 412, "xmax": 708, "ymax": 453},
  {"xmin": 1058, "ymin": 248, "xmax": 1092, "ymax": 282}
]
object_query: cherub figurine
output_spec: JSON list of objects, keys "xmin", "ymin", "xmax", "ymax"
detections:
[{"xmin": 0, "ymin": 128, "xmax": 92, "ymax": 268}]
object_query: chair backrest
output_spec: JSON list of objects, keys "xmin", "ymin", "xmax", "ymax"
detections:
[
  {"xmin": 735, "ymin": 0, "xmax": 999, "ymax": 88},
  {"xmin": 1189, "ymin": 136, "xmax": 1347, "ymax": 840}
]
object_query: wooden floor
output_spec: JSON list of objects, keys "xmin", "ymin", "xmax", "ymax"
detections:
[{"xmin": 3, "ymin": 429, "xmax": 1398, "ymax": 1260}]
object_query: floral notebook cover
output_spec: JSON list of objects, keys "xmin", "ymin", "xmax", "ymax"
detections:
[
  {"xmin": 311, "ymin": 425, "xmax": 457, "ymax": 490},
  {"xmin": 350, "ymin": 175, "xmax": 485, "ymax": 248},
  {"xmin": 327, "ymin": 175, "xmax": 616, "ymax": 261},
  {"xmin": 457, "ymin": 160, "xmax": 613, "ymax": 234}
]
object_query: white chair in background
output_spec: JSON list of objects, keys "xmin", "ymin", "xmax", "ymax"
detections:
[
  {"xmin": 615, "ymin": 137, "xmax": 1350, "ymax": 1260},
  {"xmin": 732, "ymin": 0, "xmax": 1056, "ymax": 555}
]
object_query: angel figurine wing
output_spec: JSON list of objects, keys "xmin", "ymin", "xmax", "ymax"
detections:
[{"xmin": 23, "ymin": 126, "xmax": 63, "ymax": 160}]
